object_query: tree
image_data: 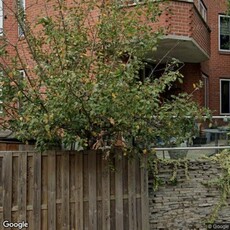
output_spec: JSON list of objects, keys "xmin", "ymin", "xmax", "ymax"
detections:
[{"xmin": 0, "ymin": 0, "xmax": 210, "ymax": 152}]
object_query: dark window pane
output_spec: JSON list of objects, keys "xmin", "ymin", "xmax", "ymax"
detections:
[
  {"xmin": 220, "ymin": 16, "xmax": 230, "ymax": 50},
  {"xmin": 220, "ymin": 35, "xmax": 230, "ymax": 50},
  {"xmin": 220, "ymin": 17, "xmax": 230, "ymax": 35},
  {"xmin": 221, "ymin": 81, "xmax": 230, "ymax": 113}
]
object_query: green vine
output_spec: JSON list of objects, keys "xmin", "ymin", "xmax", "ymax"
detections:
[
  {"xmin": 203, "ymin": 150, "xmax": 230, "ymax": 223},
  {"xmin": 147, "ymin": 151, "xmax": 190, "ymax": 191},
  {"xmin": 148, "ymin": 150, "xmax": 230, "ymax": 223}
]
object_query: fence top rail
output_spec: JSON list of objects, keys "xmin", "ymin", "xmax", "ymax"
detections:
[
  {"xmin": 154, "ymin": 146, "xmax": 230, "ymax": 151},
  {"xmin": 0, "ymin": 150, "xmax": 78, "ymax": 157},
  {"xmin": 0, "ymin": 146, "xmax": 229, "ymax": 156}
]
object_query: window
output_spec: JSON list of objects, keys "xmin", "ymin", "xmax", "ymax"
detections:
[
  {"xmin": 220, "ymin": 79, "xmax": 230, "ymax": 114},
  {"xmin": 19, "ymin": 69, "xmax": 26, "ymax": 78},
  {"xmin": 0, "ymin": 0, "xmax": 3, "ymax": 34},
  {"xmin": 219, "ymin": 15, "xmax": 230, "ymax": 51},
  {"xmin": 18, "ymin": 0, "xmax": 25, "ymax": 37},
  {"xmin": 198, "ymin": 0, "xmax": 207, "ymax": 22},
  {"xmin": 202, "ymin": 74, "xmax": 209, "ymax": 108},
  {"xmin": 118, "ymin": 0, "xmax": 143, "ymax": 6}
]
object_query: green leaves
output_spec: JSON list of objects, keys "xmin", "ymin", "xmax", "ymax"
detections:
[{"xmin": 0, "ymin": 0, "xmax": 210, "ymax": 152}]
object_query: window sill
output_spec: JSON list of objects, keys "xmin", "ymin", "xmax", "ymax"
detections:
[{"xmin": 219, "ymin": 50, "xmax": 230, "ymax": 55}]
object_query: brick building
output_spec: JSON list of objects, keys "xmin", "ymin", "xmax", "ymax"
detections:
[
  {"xmin": 1, "ymin": 0, "xmax": 230, "ymax": 115},
  {"xmin": 0, "ymin": 0, "xmax": 228, "ymax": 150},
  {"xmin": 148, "ymin": 0, "xmax": 230, "ymax": 115}
]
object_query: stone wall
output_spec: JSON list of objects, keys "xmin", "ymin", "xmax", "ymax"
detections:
[{"xmin": 149, "ymin": 160, "xmax": 230, "ymax": 230}]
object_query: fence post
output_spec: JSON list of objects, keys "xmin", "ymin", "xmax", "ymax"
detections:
[
  {"xmin": 61, "ymin": 151, "xmax": 70, "ymax": 230},
  {"xmin": 115, "ymin": 150, "xmax": 124, "ymax": 230},
  {"xmin": 48, "ymin": 150, "xmax": 56, "ymax": 230},
  {"xmin": 76, "ymin": 152, "xmax": 83, "ymax": 230},
  {"xmin": 33, "ymin": 151, "xmax": 41, "ymax": 229},
  {"xmin": 3, "ymin": 152, "xmax": 12, "ymax": 222},
  {"xmin": 141, "ymin": 155, "xmax": 149, "ymax": 230},
  {"xmin": 18, "ymin": 152, "xmax": 27, "ymax": 223},
  {"xmin": 102, "ymin": 153, "xmax": 110, "ymax": 230},
  {"xmin": 88, "ymin": 150, "xmax": 97, "ymax": 230}
]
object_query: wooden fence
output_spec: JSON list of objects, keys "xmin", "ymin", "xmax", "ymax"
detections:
[{"xmin": 0, "ymin": 150, "xmax": 149, "ymax": 230}]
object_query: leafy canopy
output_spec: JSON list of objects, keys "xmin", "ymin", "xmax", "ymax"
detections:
[{"xmin": 0, "ymin": 0, "xmax": 210, "ymax": 151}]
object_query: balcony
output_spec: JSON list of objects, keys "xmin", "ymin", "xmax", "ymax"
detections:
[{"xmin": 149, "ymin": 0, "xmax": 210, "ymax": 63}]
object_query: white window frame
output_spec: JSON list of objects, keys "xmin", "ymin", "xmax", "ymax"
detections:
[
  {"xmin": 219, "ymin": 15, "xmax": 230, "ymax": 52},
  {"xmin": 198, "ymin": 0, "xmax": 207, "ymax": 22},
  {"xmin": 118, "ymin": 0, "xmax": 144, "ymax": 7},
  {"xmin": 18, "ymin": 0, "xmax": 25, "ymax": 37},
  {"xmin": 220, "ymin": 79, "xmax": 230, "ymax": 115},
  {"xmin": 0, "ymin": 0, "xmax": 3, "ymax": 35},
  {"xmin": 19, "ymin": 69, "xmax": 26, "ymax": 78}
]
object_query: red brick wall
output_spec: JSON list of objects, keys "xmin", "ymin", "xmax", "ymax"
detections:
[
  {"xmin": 2, "ymin": 1, "xmax": 18, "ymax": 58},
  {"xmin": 158, "ymin": 1, "xmax": 210, "ymax": 56},
  {"xmin": 158, "ymin": 0, "xmax": 230, "ymax": 115},
  {"xmin": 181, "ymin": 63, "xmax": 203, "ymax": 106},
  {"xmin": 191, "ymin": 6, "xmax": 210, "ymax": 56},
  {"xmin": 201, "ymin": 0, "xmax": 230, "ymax": 115},
  {"xmin": 2, "ymin": 0, "xmax": 230, "ymax": 115},
  {"xmin": 167, "ymin": 1, "xmax": 193, "ymax": 37}
]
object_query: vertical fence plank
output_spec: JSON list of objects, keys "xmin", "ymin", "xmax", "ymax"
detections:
[
  {"xmin": 141, "ymin": 156, "xmax": 149, "ymax": 230},
  {"xmin": 115, "ymin": 151, "xmax": 123, "ymax": 230},
  {"xmin": 41, "ymin": 155, "xmax": 48, "ymax": 229},
  {"xmin": 0, "ymin": 157, "xmax": 2, "ymax": 225},
  {"xmin": 27, "ymin": 155, "xmax": 34, "ymax": 228},
  {"xmin": 83, "ymin": 153, "xmax": 89, "ymax": 230},
  {"xmin": 88, "ymin": 151, "xmax": 97, "ymax": 230},
  {"xmin": 3, "ymin": 152, "xmax": 12, "ymax": 222},
  {"xmin": 76, "ymin": 153, "xmax": 83, "ymax": 230},
  {"xmin": 134, "ymin": 159, "xmax": 141, "ymax": 230},
  {"xmin": 1, "ymin": 150, "xmax": 149, "ymax": 230},
  {"xmin": 128, "ymin": 159, "xmax": 137, "ymax": 230},
  {"xmin": 18, "ymin": 152, "xmax": 27, "ymax": 222},
  {"xmin": 56, "ymin": 154, "xmax": 62, "ymax": 229},
  {"xmin": 33, "ymin": 152, "xmax": 41, "ymax": 229},
  {"xmin": 12, "ymin": 155, "xmax": 19, "ymax": 215},
  {"xmin": 48, "ymin": 151, "xmax": 56, "ymax": 230},
  {"xmin": 0, "ymin": 156, "xmax": 2, "ymax": 226},
  {"xmin": 0, "ymin": 212, "xmax": 3, "ymax": 229},
  {"xmin": 0, "ymin": 156, "xmax": 3, "ymax": 207},
  {"xmin": 102, "ymin": 156, "xmax": 110, "ymax": 230},
  {"xmin": 61, "ymin": 152, "xmax": 70, "ymax": 230}
]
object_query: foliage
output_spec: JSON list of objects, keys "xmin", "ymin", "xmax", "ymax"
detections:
[
  {"xmin": 0, "ymin": 0, "xmax": 210, "ymax": 151},
  {"xmin": 147, "ymin": 151, "xmax": 190, "ymax": 191},
  {"xmin": 203, "ymin": 150, "xmax": 230, "ymax": 223},
  {"xmin": 149, "ymin": 150, "xmax": 230, "ymax": 224},
  {"xmin": 227, "ymin": 0, "xmax": 230, "ymax": 14}
]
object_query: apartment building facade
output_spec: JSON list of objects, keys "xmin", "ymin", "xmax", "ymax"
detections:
[
  {"xmin": 152, "ymin": 0, "xmax": 230, "ymax": 115},
  {"xmin": 0, "ymin": 0, "xmax": 230, "ymax": 116}
]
